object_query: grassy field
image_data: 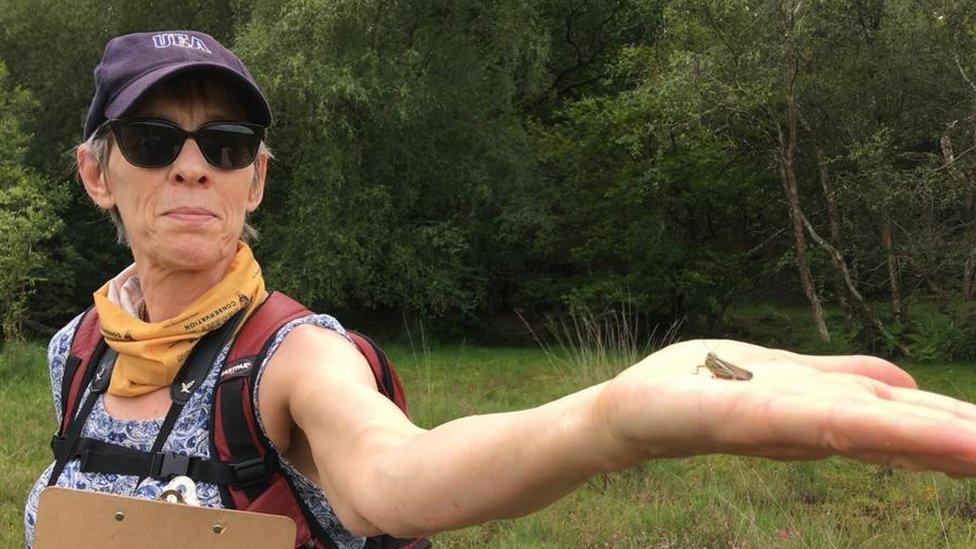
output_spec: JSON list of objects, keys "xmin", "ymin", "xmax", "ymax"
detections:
[{"xmin": 4, "ymin": 337, "xmax": 976, "ymax": 547}]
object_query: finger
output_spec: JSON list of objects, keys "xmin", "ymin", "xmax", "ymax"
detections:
[
  {"xmin": 719, "ymin": 389, "xmax": 976, "ymax": 474},
  {"xmin": 887, "ymin": 386, "xmax": 976, "ymax": 422},
  {"xmin": 810, "ymin": 373, "xmax": 976, "ymax": 424},
  {"xmin": 844, "ymin": 450, "xmax": 976, "ymax": 477},
  {"xmin": 781, "ymin": 352, "xmax": 916, "ymax": 389},
  {"xmin": 813, "ymin": 399, "xmax": 976, "ymax": 463},
  {"xmin": 753, "ymin": 446, "xmax": 976, "ymax": 476}
]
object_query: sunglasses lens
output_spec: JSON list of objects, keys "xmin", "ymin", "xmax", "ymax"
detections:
[
  {"xmin": 113, "ymin": 120, "xmax": 183, "ymax": 168},
  {"xmin": 109, "ymin": 119, "xmax": 262, "ymax": 169},
  {"xmin": 197, "ymin": 123, "xmax": 261, "ymax": 169}
]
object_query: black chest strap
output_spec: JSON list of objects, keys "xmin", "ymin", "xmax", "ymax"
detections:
[
  {"xmin": 133, "ymin": 310, "xmax": 246, "ymax": 487},
  {"xmin": 48, "ymin": 310, "xmax": 247, "ymax": 488},
  {"xmin": 47, "ymin": 343, "xmax": 113, "ymax": 486},
  {"xmin": 50, "ymin": 436, "xmax": 268, "ymax": 488}
]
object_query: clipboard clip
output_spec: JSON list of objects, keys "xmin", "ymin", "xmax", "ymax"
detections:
[
  {"xmin": 158, "ymin": 488, "xmax": 186, "ymax": 504},
  {"xmin": 158, "ymin": 476, "xmax": 202, "ymax": 506}
]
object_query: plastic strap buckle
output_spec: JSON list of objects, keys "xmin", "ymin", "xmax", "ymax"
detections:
[
  {"xmin": 231, "ymin": 457, "xmax": 268, "ymax": 488},
  {"xmin": 50, "ymin": 436, "xmax": 67, "ymax": 460},
  {"xmin": 152, "ymin": 451, "xmax": 192, "ymax": 480}
]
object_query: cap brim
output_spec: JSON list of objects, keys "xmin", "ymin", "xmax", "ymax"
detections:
[{"xmin": 104, "ymin": 62, "xmax": 272, "ymax": 127}]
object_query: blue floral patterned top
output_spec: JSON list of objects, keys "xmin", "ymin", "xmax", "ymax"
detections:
[{"xmin": 24, "ymin": 312, "xmax": 366, "ymax": 549}]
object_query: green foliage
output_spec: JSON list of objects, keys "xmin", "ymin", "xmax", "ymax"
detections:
[
  {"xmin": 0, "ymin": 0, "xmax": 973, "ymax": 358},
  {"xmin": 237, "ymin": 0, "xmax": 547, "ymax": 317},
  {"xmin": 0, "ymin": 62, "xmax": 63, "ymax": 340},
  {"xmin": 0, "ymin": 174, "xmax": 63, "ymax": 339},
  {"xmin": 905, "ymin": 303, "xmax": 976, "ymax": 363},
  {"xmin": 528, "ymin": 48, "xmax": 773, "ymax": 326}
]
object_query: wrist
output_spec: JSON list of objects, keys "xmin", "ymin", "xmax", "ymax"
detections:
[{"xmin": 584, "ymin": 381, "xmax": 654, "ymax": 472}]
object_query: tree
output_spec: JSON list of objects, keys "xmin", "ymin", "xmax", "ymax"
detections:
[
  {"xmin": 236, "ymin": 0, "xmax": 548, "ymax": 318},
  {"xmin": 0, "ymin": 61, "xmax": 63, "ymax": 339}
]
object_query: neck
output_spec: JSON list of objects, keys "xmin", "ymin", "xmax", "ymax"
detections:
[{"xmin": 133, "ymin": 254, "xmax": 237, "ymax": 323}]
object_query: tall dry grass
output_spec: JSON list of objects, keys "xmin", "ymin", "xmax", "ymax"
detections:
[{"xmin": 519, "ymin": 304, "xmax": 681, "ymax": 387}]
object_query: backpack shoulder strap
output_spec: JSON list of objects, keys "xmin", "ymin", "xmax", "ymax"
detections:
[
  {"xmin": 58, "ymin": 308, "xmax": 106, "ymax": 435},
  {"xmin": 226, "ymin": 291, "xmax": 311, "ymax": 364},
  {"xmin": 347, "ymin": 331, "xmax": 408, "ymax": 413},
  {"xmin": 212, "ymin": 291, "xmax": 324, "ymax": 545},
  {"xmin": 222, "ymin": 292, "xmax": 408, "ymax": 412},
  {"xmin": 212, "ymin": 291, "xmax": 423, "ymax": 548},
  {"xmin": 49, "ymin": 307, "xmax": 113, "ymax": 487}
]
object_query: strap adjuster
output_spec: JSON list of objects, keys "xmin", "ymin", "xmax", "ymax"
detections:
[
  {"xmin": 231, "ymin": 457, "xmax": 268, "ymax": 488},
  {"xmin": 78, "ymin": 447, "xmax": 94, "ymax": 470},
  {"xmin": 151, "ymin": 451, "xmax": 192, "ymax": 480},
  {"xmin": 51, "ymin": 436, "xmax": 67, "ymax": 460}
]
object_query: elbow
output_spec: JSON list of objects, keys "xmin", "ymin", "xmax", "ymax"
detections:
[
  {"xmin": 337, "ymin": 509, "xmax": 434, "ymax": 541},
  {"xmin": 337, "ymin": 499, "xmax": 437, "ymax": 541},
  {"xmin": 342, "ymin": 485, "xmax": 443, "ymax": 539},
  {"xmin": 332, "ymin": 446, "xmax": 443, "ymax": 539}
]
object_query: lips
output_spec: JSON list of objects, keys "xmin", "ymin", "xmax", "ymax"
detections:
[{"xmin": 163, "ymin": 207, "xmax": 217, "ymax": 222}]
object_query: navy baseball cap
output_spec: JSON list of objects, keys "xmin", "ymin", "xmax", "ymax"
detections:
[{"xmin": 83, "ymin": 31, "xmax": 272, "ymax": 140}]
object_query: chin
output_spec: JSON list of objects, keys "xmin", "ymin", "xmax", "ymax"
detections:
[{"xmin": 150, "ymin": 234, "xmax": 237, "ymax": 271}]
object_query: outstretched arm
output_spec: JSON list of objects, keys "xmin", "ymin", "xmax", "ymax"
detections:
[{"xmin": 266, "ymin": 327, "xmax": 976, "ymax": 538}]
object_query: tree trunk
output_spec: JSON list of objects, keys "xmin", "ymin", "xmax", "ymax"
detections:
[
  {"xmin": 777, "ymin": 2, "xmax": 830, "ymax": 341},
  {"xmin": 940, "ymin": 127, "xmax": 976, "ymax": 302},
  {"xmin": 965, "ymin": 254, "xmax": 976, "ymax": 301},
  {"xmin": 814, "ymin": 151, "xmax": 844, "ymax": 267},
  {"xmin": 796, "ymin": 108, "xmax": 855, "ymax": 320},
  {"xmin": 879, "ymin": 217, "xmax": 903, "ymax": 323},
  {"xmin": 778, "ymin": 130, "xmax": 830, "ymax": 341},
  {"xmin": 965, "ymin": 184, "xmax": 976, "ymax": 302},
  {"xmin": 967, "ymin": 122, "xmax": 976, "ymax": 302},
  {"xmin": 953, "ymin": 56, "xmax": 976, "ymax": 302},
  {"xmin": 813, "ymin": 141, "xmax": 855, "ymax": 318},
  {"xmin": 801, "ymin": 214, "xmax": 911, "ymax": 356}
]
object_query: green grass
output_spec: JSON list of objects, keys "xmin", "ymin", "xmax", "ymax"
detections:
[
  {"xmin": 388, "ymin": 342, "xmax": 976, "ymax": 548},
  {"xmin": 4, "ymin": 339, "xmax": 976, "ymax": 547},
  {"xmin": 0, "ymin": 341, "xmax": 52, "ymax": 548}
]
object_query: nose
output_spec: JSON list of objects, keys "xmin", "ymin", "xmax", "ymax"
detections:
[{"xmin": 170, "ymin": 137, "xmax": 210, "ymax": 185}]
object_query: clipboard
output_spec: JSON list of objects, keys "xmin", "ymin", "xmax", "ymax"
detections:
[{"xmin": 34, "ymin": 487, "xmax": 296, "ymax": 548}]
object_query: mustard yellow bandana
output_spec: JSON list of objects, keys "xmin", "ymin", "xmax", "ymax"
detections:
[{"xmin": 93, "ymin": 242, "xmax": 266, "ymax": 397}]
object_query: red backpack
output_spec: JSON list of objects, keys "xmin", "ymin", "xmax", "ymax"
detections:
[{"xmin": 49, "ymin": 291, "xmax": 429, "ymax": 549}]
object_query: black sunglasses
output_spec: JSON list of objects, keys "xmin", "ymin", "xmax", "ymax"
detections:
[{"xmin": 96, "ymin": 118, "xmax": 266, "ymax": 170}]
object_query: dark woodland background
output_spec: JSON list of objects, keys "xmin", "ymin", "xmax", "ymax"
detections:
[{"xmin": 3, "ymin": 0, "xmax": 976, "ymax": 359}]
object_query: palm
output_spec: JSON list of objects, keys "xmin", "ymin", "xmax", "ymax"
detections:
[{"xmin": 596, "ymin": 340, "xmax": 976, "ymax": 476}]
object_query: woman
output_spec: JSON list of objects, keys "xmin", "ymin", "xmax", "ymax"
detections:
[{"xmin": 25, "ymin": 30, "xmax": 976, "ymax": 547}]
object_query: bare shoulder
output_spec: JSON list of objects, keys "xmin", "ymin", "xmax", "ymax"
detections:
[
  {"xmin": 258, "ymin": 324, "xmax": 378, "ymax": 450},
  {"xmin": 269, "ymin": 324, "xmax": 377, "ymax": 389}
]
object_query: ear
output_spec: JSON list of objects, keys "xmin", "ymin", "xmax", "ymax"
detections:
[
  {"xmin": 245, "ymin": 150, "xmax": 267, "ymax": 213},
  {"xmin": 77, "ymin": 144, "xmax": 116, "ymax": 209}
]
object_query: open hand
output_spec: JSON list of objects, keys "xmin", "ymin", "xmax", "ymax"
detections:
[{"xmin": 594, "ymin": 339, "xmax": 976, "ymax": 476}]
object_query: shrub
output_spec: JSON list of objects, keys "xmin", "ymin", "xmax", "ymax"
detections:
[
  {"xmin": 0, "ymin": 61, "xmax": 62, "ymax": 340},
  {"xmin": 907, "ymin": 303, "xmax": 976, "ymax": 362}
]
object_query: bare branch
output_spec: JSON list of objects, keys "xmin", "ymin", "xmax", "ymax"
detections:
[
  {"xmin": 800, "ymin": 213, "xmax": 912, "ymax": 356},
  {"xmin": 955, "ymin": 53, "xmax": 976, "ymax": 96},
  {"xmin": 744, "ymin": 227, "xmax": 787, "ymax": 256}
]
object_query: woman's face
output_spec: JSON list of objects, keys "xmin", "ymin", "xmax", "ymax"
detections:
[{"xmin": 85, "ymin": 95, "xmax": 266, "ymax": 271}]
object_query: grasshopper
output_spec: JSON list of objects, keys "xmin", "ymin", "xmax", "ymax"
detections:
[{"xmin": 696, "ymin": 352, "xmax": 753, "ymax": 381}]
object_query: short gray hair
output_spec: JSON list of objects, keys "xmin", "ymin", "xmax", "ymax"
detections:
[{"xmin": 78, "ymin": 132, "xmax": 269, "ymax": 245}]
